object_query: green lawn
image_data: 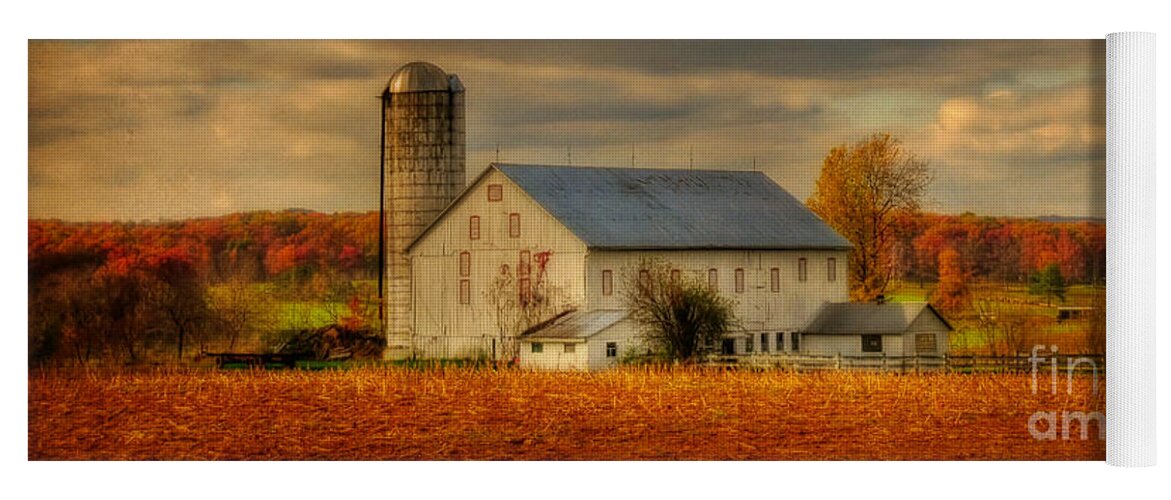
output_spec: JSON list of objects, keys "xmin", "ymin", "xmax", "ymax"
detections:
[
  {"xmin": 277, "ymin": 301, "xmax": 345, "ymax": 330},
  {"xmin": 885, "ymin": 279, "xmax": 1102, "ymax": 355}
]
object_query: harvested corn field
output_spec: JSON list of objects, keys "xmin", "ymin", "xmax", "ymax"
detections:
[{"xmin": 28, "ymin": 367, "xmax": 1105, "ymax": 460}]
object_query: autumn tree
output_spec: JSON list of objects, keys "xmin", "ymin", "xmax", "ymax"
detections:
[
  {"xmin": 623, "ymin": 259, "xmax": 736, "ymax": 362},
  {"xmin": 808, "ymin": 133, "xmax": 931, "ymax": 301},
  {"xmin": 1029, "ymin": 263, "xmax": 1067, "ymax": 306},
  {"xmin": 143, "ymin": 249, "xmax": 210, "ymax": 360},
  {"xmin": 932, "ymin": 247, "xmax": 970, "ymax": 315},
  {"xmin": 206, "ymin": 277, "xmax": 278, "ymax": 351}
]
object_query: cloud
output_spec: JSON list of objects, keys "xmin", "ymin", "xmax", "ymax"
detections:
[{"xmin": 28, "ymin": 40, "xmax": 1105, "ymax": 220}]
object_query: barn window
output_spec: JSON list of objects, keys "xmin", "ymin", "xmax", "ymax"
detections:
[
  {"xmin": 459, "ymin": 279, "xmax": 470, "ymax": 305},
  {"xmin": 509, "ymin": 213, "xmax": 520, "ymax": 238},
  {"xmin": 734, "ymin": 268, "xmax": 745, "ymax": 293},
  {"xmin": 798, "ymin": 258, "xmax": 808, "ymax": 282},
  {"xmin": 564, "ymin": 343, "xmax": 576, "ymax": 353},
  {"xmin": 708, "ymin": 269, "xmax": 719, "ymax": 290},
  {"xmin": 469, "ymin": 216, "xmax": 480, "ymax": 240},
  {"xmin": 518, "ymin": 250, "xmax": 531, "ymax": 277},
  {"xmin": 827, "ymin": 257, "xmax": 837, "ymax": 282},
  {"xmin": 602, "ymin": 270, "xmax": 613, "ymax": 296},
  {"xmin": 605, "ymin": 342, "xmax": 618, "ymax": 358},
  {"xmin": 670, "ymin": 269, "xmax": 681, "ymax": 283},
  {"xmin": 639, "ymin": 269, "xmax": 651, "ymax": 295},
  {"xmin": 770, "ymin": 268, "xmax": 780, "ymax": 293},
  {"xmin": 776, "ymin": 332, "xmax": 785, "ymax": 351},
  {"xmin": 745, "ymin": 335, "xmax": 754, "ymax": 353},
  {"xmin": 862, "ymin": 334, "xmax": 883, "ymax": 353},
  {"xmin": 760, "ymin": 333, "xmax": 769, "ymax": 352},
  {"xmin": 531, "ymin": 342, "xmax": 543, "ymax": 353},
  {"xmin": 791, "ymin": 332, "xmax": 800, "ymax": 352},
  {"xmin": 915, "ymin": 333, "xmax": 937, "ymax": 354},
  {"xmin": 487, "ymin": 184, "xmax": 503, "ymax": 202},
  {"xmin": 459, "ymin": 251, "xmax": 471, "ymax": 277},
  {"xmin": 519, "ymin": 277, "xmax": 531, "ymax": 304}
]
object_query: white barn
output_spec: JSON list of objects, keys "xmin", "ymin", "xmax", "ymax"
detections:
[
  {"xmin": 375, "ymin": 62, "xmax": 952, "ymax": 370},
  {"xmin": 401, "ymin": 163, "xmax": 908, "ymax": 369}
]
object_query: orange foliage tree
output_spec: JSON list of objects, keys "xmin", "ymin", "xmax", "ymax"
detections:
[
  {"xmin": 808, "ymin": 133, "xmax": 931, "ymax": 301},
  {"xmin": 933, "ymin": 247, "xmax": 970, "ymax": 314}
]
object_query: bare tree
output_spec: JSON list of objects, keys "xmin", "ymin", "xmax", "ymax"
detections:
[
  {"xmin": 144, "ymin": 259, "xmax": 210, "ymax": 361},
  {"xmin": 974, "ymin": 299, "xmax": 1031, "ymax": 356},
  {"xmin": 1084, "ymin": 289, "xmax": 1106, "ymax": 355},
  {"xmin": 207, "ymin": 277, "xmax": 279, "ymax": 351},
  {"xmin": 623, "ymin": 258, "xmax": 736, "ymax": 362},
  {"xmin": 485, "ymin": 249, "xmax": 570, "ymax": 362}
]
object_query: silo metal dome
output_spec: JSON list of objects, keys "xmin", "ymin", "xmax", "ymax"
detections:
[{"xmin": 386, "ymin": 62, "xmax": 451, "ymax": 93}]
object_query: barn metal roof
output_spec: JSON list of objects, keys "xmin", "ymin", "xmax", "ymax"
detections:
[
  {"xmin": 519, "ymin": 309, "xmax": 630, "ymax": 341},
  {"xmin": 494, "ymin": 164, "xmax": 852, "ymax": 250},
  {"xmin": 802, "ymin": 302, "xmax": 953, "ymax": 335}
]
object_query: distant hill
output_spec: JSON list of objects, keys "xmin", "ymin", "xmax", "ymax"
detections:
[{"xmin": 1034, "ymin": 215, "xmax": 1106, "ymax": 224}]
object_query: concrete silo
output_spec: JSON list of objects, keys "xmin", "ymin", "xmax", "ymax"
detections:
[{"xmin": 380, "ymin": 62, "xmax": 465, "ymax": 358}]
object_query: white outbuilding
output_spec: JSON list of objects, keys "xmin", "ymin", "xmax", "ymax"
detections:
[
  {"xmin": 517, "ymin": 310, "xmax": 642, "ymax": 371},
  {"xmin": 801, "ymin": 302, "xmax": 953, "ymax": 358}
]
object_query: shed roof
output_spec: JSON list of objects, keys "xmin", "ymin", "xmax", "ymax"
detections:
[
  {"xmin": 520, "ymin": 309, "xmax": 630, "ymax": 341},
  {"xmin": 803, "ymin": 302, "xmax": 953, "ymax": 335},
  {"xmin": 493, "ymin": 164, "xmax": 851, "ymax": 250}
]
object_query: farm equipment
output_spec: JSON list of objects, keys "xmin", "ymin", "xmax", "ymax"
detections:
[
  {"xmin": 204, "ymin": 324, "xmax": 386, "ymax": 369},
  {"xmin": 202, "ymin": 351, "xmax": 314, "ymax": 369}
]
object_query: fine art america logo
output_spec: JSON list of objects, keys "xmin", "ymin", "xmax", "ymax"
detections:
[{"xmin": 1027, "ymin": 345, "xmax": 1104, "ymax": 441}]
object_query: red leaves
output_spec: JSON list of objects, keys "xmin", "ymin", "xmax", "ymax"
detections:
[
  {"xmin": 29, "ymin": 211, "xmax": 382, "ymax": 283},
  {"xmin": 337, "ymin": 245, "xmax": 363, "ymax": 270},
  {"xmin": 892, "ymin": 214, "xmax": 1105, "ymax": 285}
]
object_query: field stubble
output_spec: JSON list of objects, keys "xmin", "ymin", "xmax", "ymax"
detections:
[{"xmin": 29, "ymin": 367, "xmax": 1104, "ymax": 460}]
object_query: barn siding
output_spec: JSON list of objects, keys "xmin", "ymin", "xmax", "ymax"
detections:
[
  {"xmin": 410, "ymin": 169, "xmax": 588, "ymax": 359},
  {"xmin": 904, "ymin": 309, "xmax": 950, "ymax": 356},
  {"xmin": 517, "ymin": 318, "xmax": 643, "ymax": 371},
  {"xmin": 586, "ymin": 319, "xmax": 643, "ymax": 370},
  {"xmin": 519, "ymin": 340, "xmax": 588, "ymax": 370},
  {"xmin": 585, "ymin": 249, "xmax": 849, "ymax": 333},
  {"xmin": 803, "ymin": 334, "xmax": 905, "ymax": 357}
]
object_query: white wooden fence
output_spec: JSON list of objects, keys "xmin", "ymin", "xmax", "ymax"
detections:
[{"xmin": 706, "ymin": 353, "xmax": 1105, "ymax": 374}]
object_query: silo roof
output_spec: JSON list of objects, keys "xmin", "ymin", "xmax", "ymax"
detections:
[{"xmin": 387, "ymin": 62, "xmax": 452, "ymax": 93}]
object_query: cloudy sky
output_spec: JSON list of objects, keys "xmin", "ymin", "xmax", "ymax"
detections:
[{"xmin": 28, "ymin": 40, "xmax": 1104, "ymax": 221}]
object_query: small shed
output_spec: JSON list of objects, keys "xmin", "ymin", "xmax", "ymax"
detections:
[
  {"xmin": 1056, "ymin": 306, "xmax": 1095, "ymax": 322},
  {"xmin": 801, "ymin": 302, "xmax": 952, "ymax": 358},
  {"xmin": 518, "ymin": 310, "xmax": 643, "ymax": 371}
]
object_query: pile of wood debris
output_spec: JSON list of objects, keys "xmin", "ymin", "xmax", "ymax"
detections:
[{"xmin": 276, "ymin": 325, "xmax": 386, "ymax": 361}]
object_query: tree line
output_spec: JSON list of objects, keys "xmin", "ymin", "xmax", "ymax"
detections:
[
  {"xmin": 28, "ymin": 210, "xmax": 381, "ymax": 366},
  {"xmin": 29, "ymin": 197, "xmax": 1104, "ymax": 365}
]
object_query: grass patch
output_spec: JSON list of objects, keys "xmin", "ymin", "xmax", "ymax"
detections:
[{"xmin": 277, "ymin": 301, "xmax": 344, "ymax": 330}]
